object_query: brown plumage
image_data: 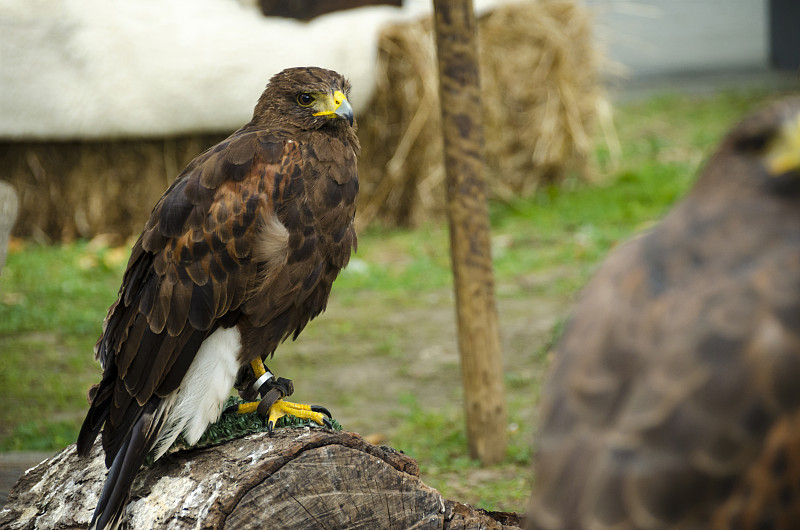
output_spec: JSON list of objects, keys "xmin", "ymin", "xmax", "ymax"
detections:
[
  {"xmin": 527, "ymin": 98, "xmax": 800, "ymax": 530},
  {"xmin": 77, "ymin": 66, "xmax": 359, "ymax": 530}
]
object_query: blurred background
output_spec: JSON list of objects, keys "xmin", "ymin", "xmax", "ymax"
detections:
[{"xmin": 1, "ymin": 0, "xmax": 798, "ymax": 512}]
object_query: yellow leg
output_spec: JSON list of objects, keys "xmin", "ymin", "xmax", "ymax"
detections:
[
  {"xmin": 228, "ymin": 359, "xmax": 271, "ymax": 415},
  {"xmin": 250, "ymin": 359, "xmax": 267, "ymax": 378},
  {"xmin": 226, "ymin": 359, "xmax": 332, "ymax": 432}
]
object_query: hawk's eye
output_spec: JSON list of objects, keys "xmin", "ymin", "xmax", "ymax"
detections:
[
  {"xmin": 734, "ymin": 131, "xmax": 770, "ymax": 154},
  {"xmin": 297, "ymin": 93, "xmax": 314, "ymax": 107}
]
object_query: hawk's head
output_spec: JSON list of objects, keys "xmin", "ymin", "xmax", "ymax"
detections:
[
  {"xmin": 728, "ymin": 98, "xmax": 800, "ymax": 179},
  {"xmin": 695, "ymin": 98, "xmax": 800, "ymax": 198},
  {"xmin": 763, "ymin": 100, "xmax": 800, "ymax": 178},
  {"xmin": 253, "ymin": 66, "xmax": 355, "ymax": 131}
]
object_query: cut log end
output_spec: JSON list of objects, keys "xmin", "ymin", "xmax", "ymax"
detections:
[{"xmin": 0, "ymin": 429, "xmax": 522, "ymax": 529}]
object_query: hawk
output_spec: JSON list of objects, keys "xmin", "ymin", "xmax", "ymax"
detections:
[
  {"xmin": 527, "ymin": 97, "xmax": 800, "ymax": 530},
  {"xmin": 77, "ymin": 67, "xmax": 359, "ymax": 530}
]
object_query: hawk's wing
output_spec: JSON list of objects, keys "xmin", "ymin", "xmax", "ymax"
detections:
[
  {"xmin": 533, "ymin": 232, "xmax": 800, "ymax": 529},
  {"xmin": 78, "ymin": 127, "xmax": 354, "ymax": 465},
  {"xmin": 528, "ymin": 100, "xmax": 800, "ymax": 530}
]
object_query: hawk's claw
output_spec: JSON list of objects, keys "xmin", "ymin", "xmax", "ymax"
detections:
[
  {"xmin": 311, "ymin": 405, "xmax": 332, "ymax": 419},
  {"xmin": 226, "ymin": 395, "xmax": 334, "ymax": 432},
  {"xmin": 229, "ymin": 360, "xmax": 333, "ymax": 433},
  {"xmin": 258, "ymin": 396, "xmax": 333, "ymax": 434}
]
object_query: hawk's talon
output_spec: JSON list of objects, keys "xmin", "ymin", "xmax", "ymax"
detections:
[
  {"xmin": 310, "ymin": 405, "xmax": 332, "ymax": 419},
  {"xmin": 224, "ymin": 401, "xmax": 259, "ymax": 415},
  {"xmin": 260, "ymin": 397, "xmax": 333, "ymax": 435},
  {"xmin": 228, "ymin": 362, "xmax": 333, "ymax": 433},
  {"xmin": 223, "ymin": 395, "xmax": 332, "ymax": 431}
]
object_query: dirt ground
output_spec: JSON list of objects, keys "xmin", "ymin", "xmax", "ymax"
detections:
[{"xmin": 269, "ymin": 273, "xmax": 576, "ymax": 439}]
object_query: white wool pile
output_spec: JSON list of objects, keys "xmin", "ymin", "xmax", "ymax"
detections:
[{"xmin": 0, "ymin": 0, "xmax": 447, "ymax": 139}]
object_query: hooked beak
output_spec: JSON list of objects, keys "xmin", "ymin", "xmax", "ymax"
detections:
[
  {"xmin": 313, "ymin": 90, "xmax": 354, "ymax": 126},
  {"xmin": 335, "ymin": 96, "xmax": 354, "ymax": 126},
  {"xmin": 765, "ymin": 113, "xmax": 800, "ymax": 175}
]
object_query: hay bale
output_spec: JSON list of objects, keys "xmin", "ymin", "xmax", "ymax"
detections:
[
  {"xmin": 0, "ymin": 136, "xmax": 225, "ymax": 241},
  {"xmin": 2, "ymin": 0, "xmax": 603, "ymax": 241},
  {"xmin": 356, "ymin": 0, "xmax": 604, "ymax": 229}
]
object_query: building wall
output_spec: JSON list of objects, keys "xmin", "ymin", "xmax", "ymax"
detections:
[{"xmin": 584, "ymin": 0, "xmax": 769, "ymax": 78}]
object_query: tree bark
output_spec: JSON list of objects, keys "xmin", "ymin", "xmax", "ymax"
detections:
[
  {"xmin": 0, "ymin": 429, "xmax": 521, "ymax": 529},
  {"xmin": 432, "ymin": 0, "xmax": 508, "ymax": 465}
]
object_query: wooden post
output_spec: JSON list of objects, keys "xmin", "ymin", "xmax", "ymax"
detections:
[{"xmin": 432, "ymin": 0, "xmax": 507, "ymax": 465}]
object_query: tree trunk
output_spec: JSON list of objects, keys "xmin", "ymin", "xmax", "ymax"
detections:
[
  {"xmin": 432, "ymin": 0, "xmax": 508, "ymax": 465},
  {"xmin": 0, "ymin": 429, "xmax": 521, "ymax": 529}
]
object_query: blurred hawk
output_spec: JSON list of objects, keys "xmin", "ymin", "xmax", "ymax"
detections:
[
  {"xmin": 77, "ymin": 66, "xmax": 359, "ymax": 530},
  {"xmin": 528, "ymin": 97, "xmax": 800, "ymax": 530}
]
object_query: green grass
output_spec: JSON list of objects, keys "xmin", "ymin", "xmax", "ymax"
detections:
[
  {"xmin": 0, "ymin": 242, "xmax": 124, "ymax": 450},
  {"xmin": 389, "ymin": 391, "xmax": 541, "ymax": 511},
  {"xmin": 0, "ymin": 89, "xmax": 784, "ymax": 510}
]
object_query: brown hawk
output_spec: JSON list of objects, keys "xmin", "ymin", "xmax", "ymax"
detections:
[
  {"xmin": 527, "ymin": 97, "xmax": 800, "ymax": 530},
  {"xmin": 77, "ymin": 67, "xmax": 359, "ymax": 530}
]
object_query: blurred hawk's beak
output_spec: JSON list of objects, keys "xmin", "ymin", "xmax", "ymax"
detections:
[{"xmin": 766, "ymin": 112, "xmax": 800, "ymax": 175}]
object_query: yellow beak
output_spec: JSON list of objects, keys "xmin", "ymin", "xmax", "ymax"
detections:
[
  {"xmin": 766, "ymin": 113, "xmax": 800, "ymax": 175},
  {"xmin": 313, "ymin": 90, "xmax": 354, "ymax": 126}
]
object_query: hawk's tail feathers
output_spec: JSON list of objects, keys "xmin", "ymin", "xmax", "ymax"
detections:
[
  {"xmin": 77, "ymin": 367, "xmax": 117, "ymax": 458},
  {"xmin": 90, "ymin": 397, "xmax": 166, "ymax": 530}
]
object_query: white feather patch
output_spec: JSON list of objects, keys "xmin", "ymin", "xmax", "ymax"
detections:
[{"xmin": 151, "ymin": 327, "xmax": 241, "ymax": 460}]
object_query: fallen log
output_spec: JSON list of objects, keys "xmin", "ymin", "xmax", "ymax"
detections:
[{"xmin": 0, "ymin": 428, "xmax": 521, "ymax": 529}]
